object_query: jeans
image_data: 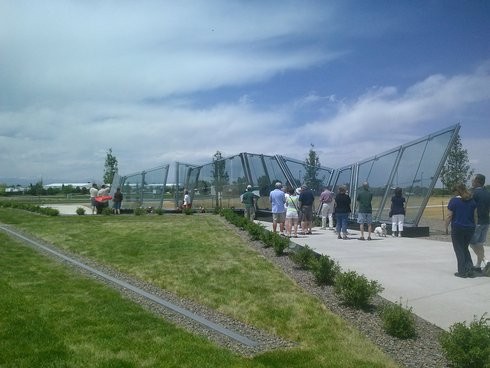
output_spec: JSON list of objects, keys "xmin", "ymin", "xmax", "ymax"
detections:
[{"xmin": 336, "ymin": 213, "xmax": 349, "ymax": 235}]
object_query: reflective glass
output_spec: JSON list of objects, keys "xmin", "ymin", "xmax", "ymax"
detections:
[
  {"xmin": 356, "ymin": 150, "xmax": 398, "ymax": 217},
  {"xmin": 117, "ymin": 125, "xmax": 459, "ymax": 226}
]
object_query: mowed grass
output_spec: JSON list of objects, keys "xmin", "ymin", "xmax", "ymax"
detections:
[
  {"xmin": 421, "ymin": 195, "xmax": 451, "ymax": 221},
  {"xmin": 0, "ymin": 208, "xmax": 398, "ymax": 368}
]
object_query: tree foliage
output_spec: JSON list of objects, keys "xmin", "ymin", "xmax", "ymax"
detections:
[
  {"xmin": 440, "ymin": 134, "xmax": 473, "ymax": 191},
  {"xmin": 303, "ymin": 144, "xmax": 323, "ymax": 193},
  {"xmin": 103, "ymin": 148, "xmax": 119, "ymax": 185}
]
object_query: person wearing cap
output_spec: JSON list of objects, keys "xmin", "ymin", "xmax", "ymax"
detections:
[
  {"xmin": 241, "ymin": 185, "xmax": 259, "ymax": 220},
  {"xmin": 269, "ymin": 182, "xmax": 286, "ymax": 234},
  {"xmin": 357, "ymin": 181, "xmax": 373, "ymax": 240},
  {"xmin": 299, "ymin": 184, "xmax": 315, "ymax": 234}
]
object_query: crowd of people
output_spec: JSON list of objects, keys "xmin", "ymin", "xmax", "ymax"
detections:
[
  {"xmin": 262, "ymin": 180, "xmax": 406, "ymax": 241},
  {"xmin": 242, "ymin": 172, "xmax": 489, "ymax": 278},
  {"xmin": 89, "ymin": 183, "xmax": 123, "ymax": 215}
]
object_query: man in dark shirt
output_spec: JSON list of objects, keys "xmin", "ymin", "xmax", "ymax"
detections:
[
  {"xmin": 299, "ymin": 184, "xmax": 315, "ymax": 234},
  {"xmin": 469, "ymin": 174, "xmax": 490, "ymax": 274},
  {"xmin": 357, "ymin": 182, "xmax": 373, "ymax": 240}
]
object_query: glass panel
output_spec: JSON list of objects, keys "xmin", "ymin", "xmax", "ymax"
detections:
[
  {"xmin": 356, "ymin": 150, "xmax": 398, "ymax": 218},
  {"xmin": 221, "ymin": 155, "xmax": 246, "ymax": 208},
  {"xmin": 191, "ymin": 163, "xmax": 216, "ymax": 209},
  {"xmin": 141, "ymin": 167, "xmax": 168, "ymax": 208},
  {"xmin": 264, "ymin": 156, "xmax": 287, "ymax": 186},
  {"xmin": 121, "ymin": 173, "xmax": 143, "ymax": 208},
  {"xmin": 333, "ymin": 166, "xmax": 353, "ymax": 195},
  {"xmin": 385, "ymin": 130, "xmax": 454, "ymax": 224},
  {"xmin": 282, "ymin": 157, "xmax": 333, "ymax": 195}
]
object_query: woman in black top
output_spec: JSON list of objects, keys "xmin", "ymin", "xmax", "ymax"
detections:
[
  {"xmin": 390, "ymin": 187, "xmax": 406, "ymax": 237},
  {"xmin": 334, "ymin": 186, "xmax": 351, "ymax": 239}
]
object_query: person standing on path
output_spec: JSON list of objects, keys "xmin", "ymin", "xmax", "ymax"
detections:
[
  {"xmin": 269, "ymin": 182, "xmax": 286, "ymax": 234},
  {"xmin": 241, "ymin": 185, "xmax": 259, "ymax": 221},
  {"xmin": 89, "ymin": 183, "xmax": 98, "ymax": 214},
  {"xmin": 446, "ymin": 183, "xmax": 477, "ymax": 278},
  {"xmin": 112, "ymin": 187, "xmax": 123, "ymax": 215},
  {"xmin": 299, "ymin": 184, "xmax": 315, "ymax": 234},
  {"xmin": 357, "ymin": 182, "xmax": 373, "ymax": 240},
  {"xmin": 390, "ymin": 187, "xmax": 406, "ymax": 237},
  {"xmin": 285, "ymin": 187, "xmax": 300, "ymax": 237},
  {"xmin": 183, "ymin": 190, "xmax": 192, "ymax": 209},
  {"xmin": 334, "ymin": 186, "xmax": 351, "ymax": 240},
  {"xmin": 319, "ymin": 186, "xmax": 334, "ymax": 230},
  {"xmin": 469, "ymin": 174, "xmax": 490, "ymax": 274}
]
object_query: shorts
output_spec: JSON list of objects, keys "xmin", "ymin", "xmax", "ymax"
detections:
[
  {"xmin": 470, "ymin": 224, "xmax": 489, "ymax": 245},
  {"xmin": 357, "ymin": 213, "xmax": 372, "ymax": 224},
  {"xmin": 301, "ymin": 205, "xmax": 313, "ymax": 221},
  {"xmin": 91, "ymin": 197, "xmax": 97, "ymax": 207},
  {"xmin": 272, "ymin": 212, "xmax": 286, "ymax": 223},
  {"xmin": 113, "ymin": 201, "xmax": 121, "ymax": 210}
]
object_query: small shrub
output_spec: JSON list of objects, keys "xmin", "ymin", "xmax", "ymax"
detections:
[
  {"xmin": 38, "ymin": 206, "xmax": 60, "ymax": 216},
  {"xmin": 312, "ymin": 255, "xmax": 340, "ymax": 286},
  {"xmin": 440, "ymin": 314, "xmax": 490, "ymax": 368},
  {"xmin": 183, "ymin": 207, "xmax": 193, "ymax": 215},
  {"xmin": 245, "ymin": 222, "xmax": 265, "ymax": 241},
  {"xmin": 290, "ymin": 245, "xmax": 317, "ymax": 270},
  {"xmin": 260, "ymin": 230, "xmax": 274, "ymax": 248},
  {"xmin": 155, "ymin": 208, "xmax": 164, "ymax": 215},
  {"xmin": 76, "ymin": 207, "xmax": 86, "ymax": 216},
  {"xmin": 334, "ymin": 270, "xmax": 384, "ymax": 309},
  {"xmin": 381, "ymin": 299, "xmax": 417, "ymax": 339},
  {"xmin": 134, "ymin": 207, "xmax": 146, "ymax": 216},
  {"xmin": 101, "ymin": 207, "xmax": 112, "ymax": 216},
  {"xmin": 270, "ymin": 233, "xmax": 289, "ymax": 256}
]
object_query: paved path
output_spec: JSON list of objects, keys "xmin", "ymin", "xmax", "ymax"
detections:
[{"xmin": 257, "ymin": 222, "xmax": 489, "ymax": 331}]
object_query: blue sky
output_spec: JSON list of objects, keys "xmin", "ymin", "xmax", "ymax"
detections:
[{"xmin": 1, "ymin": 0, "xmax": 489, "ymax": 184}]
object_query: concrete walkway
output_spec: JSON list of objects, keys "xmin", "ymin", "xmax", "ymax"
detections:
[
  {"xmin": 257, "ymin": 221, "xmax": 489, "ymax": 331},
  {"xmin": 42, "ymin": 203, "xmax": 96, "ymax": 215}
]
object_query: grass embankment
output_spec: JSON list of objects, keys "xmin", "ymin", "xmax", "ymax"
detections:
[{"xmin": 0, "ymin": 208, "xmax": 397, "ymax": 368}]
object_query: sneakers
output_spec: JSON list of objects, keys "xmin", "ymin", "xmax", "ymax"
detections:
[
  {"xmin": 483, "ymin": 263, "xmax": 490, "ymax": 277},
  {"xmin": 454, "ymin": 271, "xmax": 476, "ymax": 278},
  {"xmin": 358, "ymin": 237, "xmax": 365, "ymax": 241}
]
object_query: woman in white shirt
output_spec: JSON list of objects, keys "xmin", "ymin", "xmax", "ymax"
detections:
[{"xmin": 285, "ymin": 187, "xmax": 300, "ymax": 237}]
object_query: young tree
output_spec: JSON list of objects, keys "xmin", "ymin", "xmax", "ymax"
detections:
[
  {"xmin": 103, "ymin": 148, "xmax": 119, "ymax": 185},
  {"xmin": 211, "ymin": 150, "xmax": 229, "ymax": 208},
  {"xmin": 303, "ymin": 144, "xmax": 323, "ymax": 193},
  {"xmin": 440, "ymin": 133, "xmax": 474, "ymax": 191}
]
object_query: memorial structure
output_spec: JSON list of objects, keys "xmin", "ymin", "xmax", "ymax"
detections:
[{"xmin": 111, "ymin": 124, "xmax": 460, "ymax": 230}]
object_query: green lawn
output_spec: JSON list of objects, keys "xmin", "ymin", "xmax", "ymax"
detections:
[{"xmin": 0, "ymin": 208, "xmax": 398, "ymax": 367}]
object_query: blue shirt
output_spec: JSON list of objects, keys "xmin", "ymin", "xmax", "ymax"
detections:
[
  {"xmin": 448, "ymin": 196, "xmax": 476, "ymax": 229},
  {"xmin": 269, "ymin": 189, "xmax": 285, "ymax": 213}
]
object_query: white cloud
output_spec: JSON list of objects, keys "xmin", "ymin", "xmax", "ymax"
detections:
[
  {"xmin": 0, "ymin": 1, "xmax": 336, "ymax": 108},
  {"xmin": 0, "ymin": 2, "xmax": 489, "ymax": 183},
  {"xmin": 1, "ymin": 63, "xmax": 490, "ymax": 181}
]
